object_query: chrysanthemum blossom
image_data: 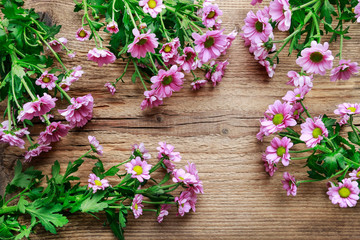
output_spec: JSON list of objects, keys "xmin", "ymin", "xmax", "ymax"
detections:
[
  {"xmin": 76, "ymin": 27, "xmax": 90, "ymax": 41},
  {"xmin": 291, "ymin": 102, "xmax": 304, "ymax": 120},
  {"xmin": 128, "ymin": 28, "xmax": 159, "ymax": 59},
  {"xmin": 0, "ymin": 133, "xmax": 25, "ymax": 149},
  {"xmin": 185, "ymin": 162, "xmax": 204, "ymax": 194},
  {"xmin": 260, "ymin": 100, "xmax": 297, "ymax": 135},
  {"xmin": 251, "ymin": 0, "xmax": 263, "ymax": 5},
  {"xmin": 222, "ymin": 30, "xmax": 238, "ymax": 55},
  {"xmin": 88, "ymin": 173, "xmax": 110, "ymax": 193},
  {"xmin": 132, "ymin": 142, "xmax": 151, "ymax": 160},
  {"xmin": 269, "ymin": 0, "xmax": 291, "ymax": 31},
  {"xmin": 140, "ymin": 89, "xmax": 163, "ymax": 110},
  {"xmin": 191, "ymin": 79, "xmax": 208, "ymax": 90},
  {"xmin": 157, "ymin": 204, "xmax": 171, "ymax": 223},
  {"xmin": 327, "ymin": 178, "xmax": 360, "ymax": 208},
  {"xmin": 159, "ymin": 38, "xmax": 180, "ymax": 62},
  {"xmin": 296, "ymin": 41, "xmax": 334, "ymax": 75},
  {"xmin": 202, "ymin": 2, "xmax": 223, "ymax": 28},
  {"xmin": 87, "ymin": 48, "xmax": 116, "ymax": 67},
  {"xmin": 330, "ymin": 59, "xmax": 359, "ymax": 82},
  {"xmin": 104, "ymin": 82, "xmax": 116, "ymax": 95},
  {"xmin": 88, "ymin": 135, "xmax": 103, "ymax": 155},
  {"xmin": 175, "ymin": 190, "xmax": 197, "ymax": 216},
  {"xmin": 38, "ymin": 122, "xmax": 71, "ymax": 145},
  {"xmin": 131, "ymin": 194, "xmax": 144, "ymax": 219},
  {"xmin": 58, "ymin": 94, "xmax": 94, "ymax": 128},
  {"xmin": 300, "ymin": 117, "xmax": 328, "ymax": 148},
  {"xmin": 282, "ymin": 86, "xmax": 311, "ymax": 104},
  {"xmin": 157, "ymin": 142, "xmax": 181, "ymax": 162},
  {"xmin": 286, "ymin": 71, "xmax": 313, "ymax": 88},
  {"xmin": 266, "ymin": 137, "xmax": 293, "ymax": 166},
  {"xmin": 177, "ymin": 47, "xmax": 198, "ymax": 73},
  {"xmin": 192, "ymin": 30, "xmax": 228, "ymax": 63},
  {"xmin": 349, "ymin": 168, "xmax": 360, "ymax": 180},
  {"xmin": 139, "ymin": 0, "xmax": 165, "ymax": 18},
  {"xmin": 24, "ymin": 144, "xmax": 52, "ymax": 162},
  {"xmin": 282, "ymin": 172, "xmax": 297, "ymax": 196},
  {"xmin": 205, "ymin": 60, "xmax": 229, "ymax": 86},
  {"xmin": 262, "ymin": 153, "xmax": 277, "ymax": 176},
  {"xmin": 48, "ymin": 37, "xmax": 67, "ymax": 52},
  {"xmin": 17, "ymin": 93, "xmax": 57, "ymax": 122},
  {"xmin": 125, "ymin": 156, "xmax": 152, "ymax": 182},
  {"xmin": 106, "ymin": 21, "xmax": 119, "ymax": 34},
  {"xmin": 150, "ymin": 65, "xmax": 184, "ymax": 98},
  {"xmin": 334, "ymin": 103, "xmax": 360, "ymax": 116},
  {"xmin": 250, "ymin": 40, "xmax": 276, "ymax": 61},
  {"xmin": 259, "ymin": 59, "xmax": 276, "ymax": 78},
  {"xmin": 35, "ymin": 71, "xmax": 57, "ymax": 90},
  {"xmin": 241, "ymin": 9, "xmax": 273, "ymax": 44},
  {"xmin": 172, "ymin": 168, "xmax": 197, "ymax": 185}
]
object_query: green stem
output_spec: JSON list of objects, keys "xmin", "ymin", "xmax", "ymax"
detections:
[
  {"xmin": 160, "ymin": 12, "xmax": 170, "ymax": 41},
  {"xmin": 150, "ymin": 159, "xmax": 164, "ymax": 174},
  {"xmin": 323, "ymin": 136, "xmax": 336, "ymax": 150},
  {"xmin": 311, "ymin": 13, "xmax": 321, "ymax": 43},
  {"xmin": 278, "ymin": 133, "xmax": 303, "ymax": 142},
  {"xmin": 159, "ymin": 183, "xmax": 180, "ymax": 189},
  {"xmin": 148, "ymin": 54, "xmax": 159, "ymax": 74},
  {"xmin": 349, "ymin": 115, "xmax": 360, "ymax": 142},
  {"xmin": 339, "ymin": 34, "xmax": 343, "ymax": 60},
  {"xmin": 123, "ymin": 0, "xmax": 137, "ymax": 29},
  {"xmin": 55, "ymin": 83, "xmax": 72, "ymax": 103},
  {"xmin": 7, "ymin": 97, "xmax": 12, "ymax": 128},
  {"xmin": 300, "ymin": 100, "xmax": 312, "ymax": 119},
  {"xmin": 271, "ymin": 29, "xmax": 301, "ymax": 62},
  {"xmin": 133, "ymin": 61, "xmax": 148, "ymax": 91},
  {"xmin": 289, "ymin": 148, "xmax": 314, "ymax": 153},
  {"xmin": 343, "ymin": 157, "xmax": 360, "ymax": 168},
  {"xmin": 21, "ymin": 78, "xmax": 36, "ymax": 100},
  {"xmin": 4, "ymin": 187, "xmax": 29, "ymax": 206},
  {"xmin": 298, "ymin": 165, "xmax": 351, "ymax": 185},
  {"xmin": 291, "ymin": 0, "xmax": 319, "ymax": 11},
  {"xmin": 0, "ymin": 205, "xmax": 18, "ymax": 215},
  {"xmin": 79, "ymin": 149, "xmax": 93, "ymax": 160},
  {"xmin": 291, "ymin": 156, "xmax": 310, "ymax": 160}
]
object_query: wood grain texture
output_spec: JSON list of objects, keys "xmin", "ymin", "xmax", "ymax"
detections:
[{"xmin": 2, "ymin": 0, "xmax": 360, "ymax": 239}]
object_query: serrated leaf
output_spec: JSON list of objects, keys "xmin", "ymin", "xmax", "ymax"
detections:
[{"xmin": 80, "ymin": 191, "xmax": 108, "ymax": 213}]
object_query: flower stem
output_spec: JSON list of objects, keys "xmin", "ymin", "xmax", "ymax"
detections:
[
  {"xmin": 289, "ymin": 148, "xmax": 314, "ymax": 153},
  {"xmin": 142, "ymin": 200, "xmax": 176, "ymax": 205},
  {"xmin": 0, "ymin": 205, "xmax": 18, "ymax": 215},
  {"xmin": 55, "ymin": 83, "xmax": 72, "ymax": 103},
  {"xmin": 349, "ymin": 115, "xmax": 360, "ymax": 143},
  {"xmin": 300, "ymin": 100, "xmax": 312, "ymax": 119},
  {"xmin": 133, "ymin": 60, "xmax": 148, "ymax": 91},
  {"xmin": 150, "ymin": 159, "xmax": 164, "ymax": 174},
  {"xmin": 160, "ymin": 12, "xmax": 170, "ymax": 41},
  {"xmin": 291, "ymin": 156, "xmax": 310, "ymax": 160},
  {"xmin": 291, "ymin": 0, "xmax": 319, "ymax": 11}
]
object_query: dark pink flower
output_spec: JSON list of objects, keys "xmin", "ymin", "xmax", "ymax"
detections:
[
  {"xmin": 35, "ymin": 71, "xmax": 57, "ymax": 90},
  {"xmin": 24, "ymin": 144, "xmax": 52, "ymax": 162},
  {"xmin": 87, "ymin": 48, "xmax": 116, "ymax": 67},
  {"xmin": 48, "ymin": 37, "xmax": 67, "ymax": 52},
  {"xmin": 330, "ymin": 59, "xmax": 359, "ymax": 82},
  {"xmin": 140, "ymin": 89, "xmax": 164, "ymax": 110},
  {"xmin": 192, "ymin": 30, "xmax": 228, "ymax": 63},
  {"xmin": 157, "ymin": 204, "xmax": 171, "ymax": 223},
  {"xmin": 150, "ymin": 65, "xmax": 184, "ymax": 98},
  {"xmin": 104, "ymin": 82, "xmax": 116, "ymax": 95},
  {"xmin": 76, "ymin": 27, "xmax": 90, "ymax": 41},
  {"xmin": 17, "ymin": 93, "xmax": 57, "ymax": 122},
  {"xmin": 0, "ymin": 133, "xmax": 25, "ymax": 149},
  {"xmin": 205, "ymin": 60, "xmax": 229, "ymax": 86},
  {"xmin": 201, "ymin": 2, "xmax": 223, "ymax": 28},
  {"xmin": 38, "ymin": 121, "xmax": 71, "ymax": 145},
  {"xmin": 177, "ymin": 47, "xmax": 198, "ymax": 73},
  {"xmin": 191, "ymin": 79, "xmax": 207, "ymax": 90},
  {"xmin": 300, "ymin": 117, "xmax": 328, "ymax": 148},
  {"xmin": 282, "ymin": 172, "xmax": 297, "ymax": 196},
  {"xmin": 241, "ymin": 9, "xmax": 273, "ymax": 44},
  {"xmin": 159, "ymin": 38, "xmax": 180, "ymax": 62},
  {"xmin": 127, "ymin": 28, "xmax": 159, "ymax": 59},
  {"xmin": 106, "ymin": 21, "xmax": 119, "ymax": 34}
]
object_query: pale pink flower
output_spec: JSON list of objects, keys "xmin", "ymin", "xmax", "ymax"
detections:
[
  {"xmin": 88, "ymin": 173, "xmax": 110, "ymax": 193},
  {"xmin": 339, "ymin": 114, "xmax": 350, "ymax": 126},
  {"xmin": 67, "ymin": 51, "xmax": 76, "ymax": 58},
  {"xmin": 0, "ymin": 133, "xmax": 25, "ymax": 149},
  {"xmin": 131, "ymin": 194, "xmax": 144, "ymax": 218},
  {"xmin": 157, "ymin": 204, "xmax": 171, "ymax": 223},
  {"xmin": 160, "ymin": 38, "xmax": 180, "ymax": 62},
  {"xmin": 59, "ymin": 78, "xmax": 71, "ymax": 92},
  {"xmin": 58, "ymin": 94, "xmax": 94, "ymax": 128},
  {"xmin": 282, "ymin": 172, "xmax": 297, "ymax": 196},
  {"xmin": 327, "ymin": 178, "xmax": 360, "ymax": 208},
  {"xmin": 355, "ymin": 2, "xmax": 360, "ymax": 22},
  {"xmin": 106, "ymin": 21, "xmax": 119, "ymax": 34},
  {"xmin": 291, "ymin": 102, "xmax": 304, "ymax": 120},
  {"xmin": 150, "ymin": 65, "xmax": 184, "ymax": 98},
  {"xmin": 48, "ymin": 37, "xmax": 67, "ymax": 52},
  {"xmin": 222, "ymin": 30, "xmax": 238, "ymax": 55},
  {"xmin": 251, "ymin": 0, "xmax": 263, "ymax": 5},
  {"xmin": 140, "ymin": 89, "xmax": 163, "ymax": 110},
  {"xmin": 17, "ymin": 93, "xmax": 57, "ymax": 122},
  {"xmin": 14, "ymin": 128, "xmax": 29, "ymax": 138},
  {"xmin": 349, "ymin": 168, "xmax": 360, "ymax": 180},
  {"xmin": 38, "ymin": 122, "xmax": 71, "ymax": 145},
  {"xmin": 191, "ymin": 79, "xmax": 208, "ymax": 90},
  {"xmin": 330, "ymin": 60, "xmax": 359, "ymax": 82},
  {"xmin": 241, "ymin": 9, "xmax": 273, "ymax": 44},
  {"xmin": 205, "ymin": 60, "xmax": 229, "ymax": 86},
  {"xmin": 128, "ymin": 28, "xmax": 159, "ymax": 59},
  {"xmin": 266, "ymin": 137, "xmax": 293, "ymax": 166},
  {"xmin": 286, "ymin": 71, "xmax": 313, "ymax": 88},
  {"xmin": 87, "ymin": 48, "xmax": 116, "ymax": 67},
  {"xmin": 185, "ymin": 162, "xmax": 204, "ymax": 194},
  {"xmin": 76, "ymin": 27, "xmax": 90, "ymax": 41},
  {"xmin": 296, "ymin": 41, "xmax": 334, "ymax": 75},
  {"xmin": 24, "ymin": 144, "xmax": 52, "ymax": 162},
  {"xmin": 259, "ymin": 59, "xmax": 276, "ymax": 78},
  {"xmin": 88, "ymin": 135, "xmax": 103, "ymax": 155},
  {"xmin": 282, "ymin": 86, "xmax": 311, "ymax": 104},
  {"xmin": 139, "ymin": 0, "xmax": 165, "ymax": 18},
  {"xmin": 175, "ymin": 190, "xmax": 197, "ymax": 216},
  {"xmin": 157, "ymin": 142, "xmax": 181, "ymax": 162},
  {"xmin": 177, "ymin": 47, "xmax": 198, "ymax": 73},
  {"xmin": 250, "ymin": 40, "xmax": 276, "ymax": 61},
  {"xmin": 334, "ymin": 103, "xmax": 360, "ymax": 116},
  {"xmin": 172, "ymin": 168, "xmax": 197, "ymax": 185},
  {"xmin": 202, "ymin": 2, "xmax": 223, "ymax": 28},
  {"xmin": 63, "ymin": 65, "xmax": 84, "ymax": 85},
  {"xmin": 192, "ymin": 30, "xmax": 228, "ymax": 63},
  {"xmin": 300, "ymin": 117, "xmax": 328, "ymax": 148},
  {"xmin": 35, "ymin": 71, "xmax": 57, "ymax": 90},
  {"xmin": 262, "ymin": 153, "xmax": 277, "ymax": 176},
  {"xmin": 269, "ymin": 0, "xmax": 291, "ymax": 31},
  {"xmin": 104, "ymin": 82, "xmax": 116, "ymax": 95},
  {"xmin": 139, "ymin": 23, "xmax": 147, "ymax": 29},
  {"xmin": 260, "ymin": 100, "xmax": 297, "ymax": 135},
  {"xmin": 125, "ymin": 156, "xmax": 152, "ymax": 182},
  {"xmin": 132, "ymin": 142, "xmax": 151, "ymax": 160}
]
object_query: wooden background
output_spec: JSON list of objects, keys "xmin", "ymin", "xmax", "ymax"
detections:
[{"xmin": 2, "ymin": 0, "xmax": 360, "ymax": 239}]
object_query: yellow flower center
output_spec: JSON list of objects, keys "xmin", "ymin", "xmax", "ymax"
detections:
[
  {"xmin": 272, "ymin": 113, "xmax": 284, "ymax": 125},
  {"xmin": 79, "ymin": 30, "xmax": 86, "ymax": 38},
  {"xmin": 134, "ymin": 203, "xmax": 138, "ymax": 210},
  {"xmin": 276, "ymin": 147, "xmax": 286, "ymax": 157},
  {"xmin": 312, "ymin": 127, "xmax": 322, "ymax": 138},
  {"xmin": 179, "ymin": 176, "xmax": 184, "ymax": 180},
  {"xmin": 310, "ymin": 52, "xmax": 323, "ymax": 63},
  {"xmin": 42, "ymin": 76, "xmax": 51, "ymax": 83},
  {"xmin": 164, "ymin": 45, "xmax": 172, "ymax": 53},
  {"xmin": 348, "ymin": 107, "xmax": 357, "ymax": 113},
  {"xmin": 133, "ymin": 165, "xmax": 143, "ymax": 175},
  {"xmin": 148, "ymin": 0, "xmax": 157, "ymax": 9},
  {"xmin": 357, "ymin": 171, "xmax": 360, "ymax": 178},
  {"xmin": 295, "ymin": 94, "xmax": 301, "ymax": 98},
  {"xmin": 94, "ymin": 180, "xmax": 102, "ymax": 186},
  {"xmin": 338, "ymin": 187, "xmax": 351, "ymax": 198},
  {"xmin": 207, "ymin": 11, "xmax": 216, "ymax": 19}
]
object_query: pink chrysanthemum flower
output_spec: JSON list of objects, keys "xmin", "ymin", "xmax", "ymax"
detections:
[
  {"xmin": 205, "ymin": 60, "xmax": 229, "ymax": 87},
  {"xmin": 334, "ymin": 103, "xmax": 360, "ymax": 116},
  {"xmin": 282, "ymin": 172, "xmax": 297, "ymax": 196},
  {"xmin": 150, "ymin": 65, "xmax": 184, "ymax": 98},
  {"xmin": 131, "ymin": 194, "xmax": 144, "ymax": 219},
  {"xmin": 175, "ymin": 190, "xmax": 197, "ymax": 217},
  {"xmin": 157, "ymin": 141, "xmax": 181, "ymax": 173},
  {"xmin": 128, "ymin": 28, "xmax": 159, "ymax": 59},
  {"xmin": 251, "ymin": 0, "xmax": 263, "ymax": 5},
  {"xmin": 58, "ymin": 94, "xmax": 94, "ymax": 128},
  {"xmin": 286, "ymin": 71, "xmax": 314, "ymax": 88},
  {"xmin": 139, "ymin": 0, "xmax": 165, "ymax": 18},
  {"xmin": 0, "ymin": 133, "xmax": 25, "ymax": 149},
  {"xmin": 62, "ymin": 65, "xmax": 84, "ymax": 85},
  {"xmin": 202, "ymin": 2, "xmax": 223, "ymax": 28},
  {"xmin": 104, "ymin": 82, "xmax": 116, "ymax": 95},
  {"xmin": 185, "ymin": 162, "xmax": 204, "ymax": 194},
  {"xmin": 339, "ymin": 114, "xmax": 350, "ymax": 126},
  {"xmin": 159, "ymin": 38, "xmax": 180, "ymax": 62},
  {"xmin": 88, "ymin": 173, "xmax": 110, "ymax": 193},
  {"xmin": 35, "ymin": 71, "xmax": 57, "ymax": 90},
  {"xmin": 269, "ymin": 0, "xmax": 291, "ymax": 31},
  {"xmin": 157, "ymin": 204, "xmax": 171, "ymax": 223},
  {"xmin": 259, "ymin": 59, "xmax": 276, "ymax": 78},
  {"xmin": 327, "ymin": 178, "xmax": 360, "ymax": 208},
  {"xmin": 140, "ymin": 89, "xmax": 163, "ymax": 110},
  {"xmin": 24, "ymin": 144, "xmax": 52, "ymax": 162},
  {"xmin": 266, "ymin": 137, "xmax": 293, "ymax": 166},
  {"xmin": 355, "ymin": 2, "xmax": 360, "ymax": 22},
  {"xmin": 192, "ymin": 30, "xmax": 228, "ymax": 63},
  {"xmin": 262, "ymin": 153, "xmax": 277, "ymax": 176},
  {"xmin": 172, "ymin": 168, "xmax": 197, "ymax": 185},
  {"xmin": 125, "ymin": 156, "xmax": 152, "ymax": 182},
  {"xmin": 17, "ymin": 93, "xmax": 57, "ymax": 122},
  {"xmin": 241, "ymin": 9, "xmax": 273, "ymax": 44},
  {"xmin": 349, "ymin": 167, "xmax": 360, "ymax": 180},
  {"xmin": 296, "ymin": 41, "xmax": 334, "ymax": 75},
  {"xmin": 177, "ymin": 47, "xmax": 198, "ymax": 73},
  {"xmin": 291, "ymin": 102, "xmax": 304, "ymax": 120},
  {"xmin": 87, "ymin": 48, "xmax": 116, "ymax": 67},
  {"xmin": 76, "ymin": 27, "xmax": 90, "ymax": 41},
  {"xmin": 106, "ymin": 21, "xmax": 119, "ymax": 34},
  {"xmin": 282, "ymin": 86, "xmax": 311, "ymax": 104},
  {"xmin": 88, "ymin": 135, "xmax": 103, "ymax": 155},
  {"xmin": 300, "ymin": 117, "xmax": 328, "ymax": 148},
  {"xmin": 132, "ymin": 142, "xmax": 151, "ymax": 160},
  {"xmin": 191, "ymin": 79, "xmax": 208, "ymax": 90},
  {"xmin": 222, "ymin": 30, "xmax": 238, "ymax": 55},
  {"xmin": 67, "ymin": 51, "xmax": 76, "ymax": 58},
  {"xmin": 261, "ymin": 100, "xmax": 297, "ymax": 135},
  {"xmin": 250, "ymin": 40, "xmax": 276, "ymax": 61},
  {"xmin": 38, "ymin": 121, "xmax": 71, "ymax": 145},
  {"xmin": 59, "ymin": 78, "xmax": 71, "ymax": 92},
  {"xmin": 330, "ymin": 59, "xmax": 359, "ymax": 82},
  {"xmin": 48, "ymin": 37, "xmax": 67, "ymax": 52}
]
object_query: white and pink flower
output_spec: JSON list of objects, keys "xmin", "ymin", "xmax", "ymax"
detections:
[
  {"xmin": 128, "ymin": 28, "xmax": 159, "ymax": 59},
  {"xmin": 139, "ymin": 0, "xmax": 165, "ymax": 18},
  {"xmin": 35, "ymin": 71, "xmax": 57, "ymax": 90},
  {"xmin": 265, "ymin": 137, "xmax": 293, "ymax": 166},
  {"xmin": 300, "ymin": 117, "xmax": 328, "ymax": 148},
  {"xmin": 327, "ymin": 178, "xmax": 360, "ymax": 208},
  {"xmin": 88, "ymin": 173, "xmax": 110, "ymax": 193},
  {"xmin": 125, "ymin": 156, "xmax": 152, "ymax": 182},
  {"xmin": 330, "ymin": 60, "xmax": 359, "ymax": 82},
  {"xmin": 150, "ymin": 65, "xmax": 184, "ymax": 98},
  {"xmin": 87, "ymin": 48, "xmax": 116, "ymax": 67}
]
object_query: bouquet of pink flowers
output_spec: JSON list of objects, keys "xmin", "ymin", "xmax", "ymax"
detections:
[
  {"xmin": 0, "ymin": 139, "xmax": 203, "ymax": 239},
  {"xmin": 73, "ymin": 0, "xmax": 237, "ymax": 109}
]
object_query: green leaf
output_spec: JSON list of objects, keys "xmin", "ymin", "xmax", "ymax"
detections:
[
  {"xmin": 80, "ymin": 191, "xmax": 108, "ymax": 213},
  {"xmin": 104, "ymin": 166, "xmax": 120, "ymax": 177},
  {"xmin": 0, "ymin": 216, "xmax": 14, "ymax": 239},
  {"xmin": 17, "ymin": 196, "xmax": 28, "ymax": 214},
  {"xmin": 8, "ymin": 160, "xmax": 41, "ymax": 190},
  {"xmin": 320, "ymin": 0, "xmax": 336, "ymax": 24},
  {"xmin": 348, "ymin": 131, "xmax": 360, "ymax": 145},
  {"xmin": 131, "ymin": 72, "xmax": 137, "ymax": 83}
]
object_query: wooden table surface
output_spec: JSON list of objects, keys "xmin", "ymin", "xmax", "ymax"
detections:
[{"xmin": 2, "ymin": 0, "xmax": 360, "ymax": 239}]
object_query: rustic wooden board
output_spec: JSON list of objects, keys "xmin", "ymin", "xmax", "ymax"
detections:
[{"xmin": 2, "ymin": 0, "xmax": 360, "ymax": 239}]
